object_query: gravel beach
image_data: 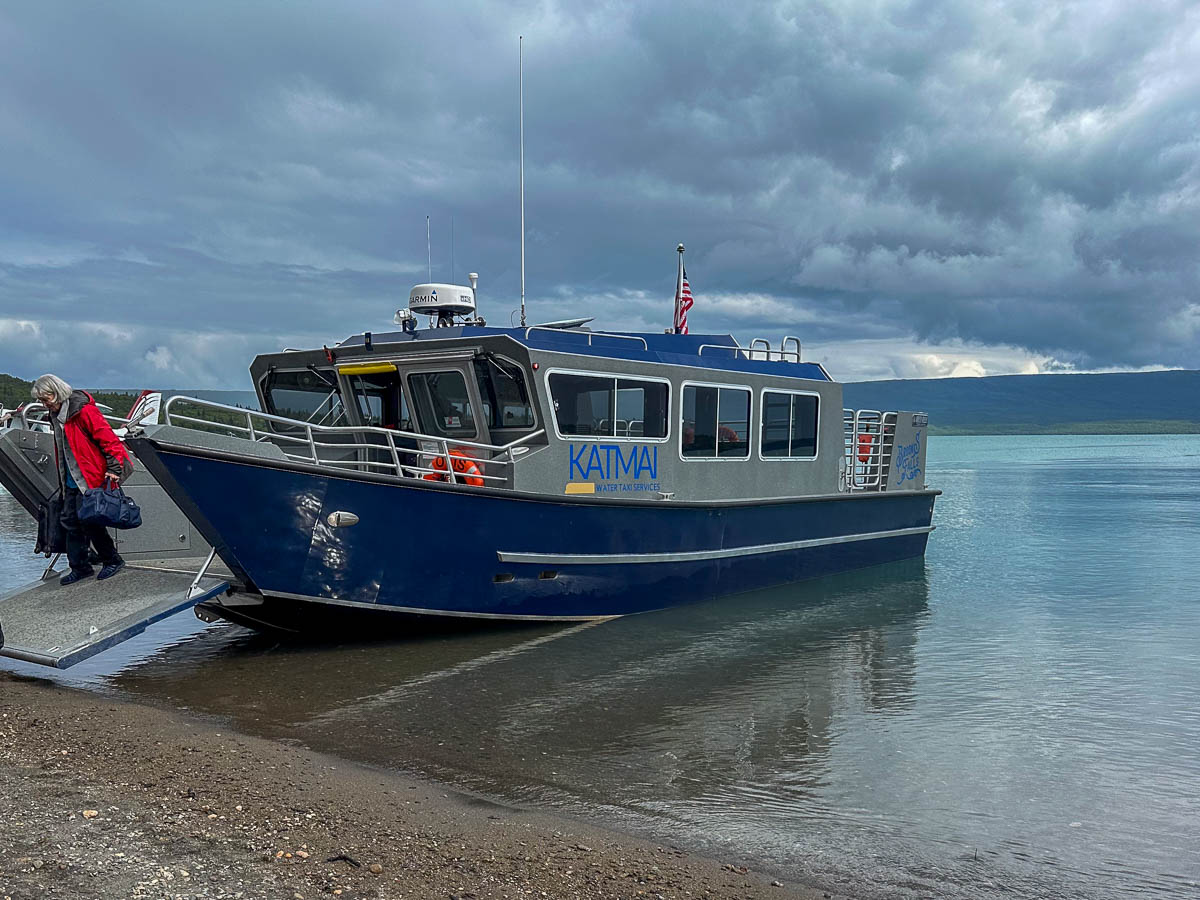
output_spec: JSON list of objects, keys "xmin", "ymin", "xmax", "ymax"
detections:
[{"xmin": 0, "ymin": 672, "xmax": 840, "ymax": 900}]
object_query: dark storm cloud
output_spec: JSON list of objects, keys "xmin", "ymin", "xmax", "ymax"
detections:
[{"xmin": 0, "ymin": 0, "xmax": 1196, "ymax": 386}]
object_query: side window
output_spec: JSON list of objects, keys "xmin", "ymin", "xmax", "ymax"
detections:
[
  {"xmin": 264, "ymin": 369, "xmax": 347, "ymax": 426},
  {"xmin": 549, "ymin": 374, "xmax": 612, "ymax": 436},
  {"xmin": 761, "ymin": 391, "xmax": 819, "ymax": 458},
  {"xmin": 549, "ymin": 373, "xmax": 668, "ymax": 439},
  {"xmin": 791, "ymin": 395, "xmax": 818, "ymax": 457},
  {"xmin": 616, "ymin": 379, "xmax": 669, "ymax": 438},
  {"xmin": 682, "ymin": 385, "xmax": 750, "ymax": 459},
  {"xmin": 407, "ymin": 370, "xmax": 477, "ymax": 438},
  {"xmin": 761, "ymin": 392, "xmax": 791, "ymax": 457},
  {"xmin": 473, "ymin": 357, "xmax": 536, "ymax": 430}
]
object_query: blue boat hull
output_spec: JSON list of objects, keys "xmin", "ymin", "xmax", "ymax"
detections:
[{"xmin": 131, "ymin": 441, "xmax": 936, "ymax": 624}]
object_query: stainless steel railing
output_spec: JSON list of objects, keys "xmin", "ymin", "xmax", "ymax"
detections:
[
  {"xmin": 14, "ymin": 401, "xmax": 136, "ymax": 432},
  {"xmin": 523, "ymin": 326, "xmax": 649, "ymax": 351},
  {"xmin": 161, "ymin": 395, "xmax": 544, "ymax": 488},
  {"xmin": 698, "ymin": 335, "xmax": 804, "ymax": 362},
  {"xmin": 842, "ymin": 409, "xmax": 898, "ymax": 491}
]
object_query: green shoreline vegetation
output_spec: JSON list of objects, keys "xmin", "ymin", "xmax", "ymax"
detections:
[
  {"xmin": 1, "ymin": 374, "xmax": 248, "ymax": 432},
  {"xmin": 2, "ymin": 373, "xmax": 137, "ymax": 417}
]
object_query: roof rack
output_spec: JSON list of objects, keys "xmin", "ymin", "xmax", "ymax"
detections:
[
  {"xmin": 698, "ymin": 335, "xmax": 803, "ymax": 362},
  {"xmin": 523, "ymin": 326, "xmax": 648, "ymax": 350}
]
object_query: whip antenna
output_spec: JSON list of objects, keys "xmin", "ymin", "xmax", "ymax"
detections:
[{"xmin": 519, "ymin": 35, "xmax": 526, "ymax": 327}]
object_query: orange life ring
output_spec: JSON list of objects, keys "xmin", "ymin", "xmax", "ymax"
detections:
[
  {"xmin": 857, "ymin": 433, "xmax": 876, "ymax": 463},
  {"xmin": 422, "ymin": 448, "xmax": 484, "ymax": 487}
]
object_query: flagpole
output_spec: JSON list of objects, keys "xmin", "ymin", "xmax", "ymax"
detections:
[{"xmin": 674, "ymin": 243, "xmax": 685, "ymax": 333}]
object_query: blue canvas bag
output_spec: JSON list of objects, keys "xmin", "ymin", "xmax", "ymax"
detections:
[{"xmin": 78, "ymin": 485, "xmax": 142, "ymax": 530}]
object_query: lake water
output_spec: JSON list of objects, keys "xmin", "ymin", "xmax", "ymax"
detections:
[{"xmin": 2, "ymin": 434, "xmax": 1198, "ymax": 899}]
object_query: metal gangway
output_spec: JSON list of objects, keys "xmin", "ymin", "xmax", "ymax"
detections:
[{"xmin": 0, "ymin": 398, "xmax": 231, "ymax": 669}]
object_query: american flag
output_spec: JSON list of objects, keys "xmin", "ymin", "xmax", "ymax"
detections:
[{"xmin": 674, "ymin": 267, "xmax": 693, "ymax": 334}]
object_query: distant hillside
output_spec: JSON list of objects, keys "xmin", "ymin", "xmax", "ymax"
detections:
[
  {"xmin": 842, "ymin": 370, "xmax": 1200, "ymax": 433},
  {"xmin": 1, "ymin": 373, "xmax": 140, "ymax": 417},
  {"xmin": 1, "ymin": 375, "xmax": 258, "ymax": 416}
]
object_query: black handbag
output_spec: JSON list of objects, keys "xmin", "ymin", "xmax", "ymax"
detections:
[
  {"xmin": 35, "ymin": 490, "xmax": 67, "ymax": 555},
  {"xmin": 78, "ymin": 485, "xmax": 142, "ymax": 530}
]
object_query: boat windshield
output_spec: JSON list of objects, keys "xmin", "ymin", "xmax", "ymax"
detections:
[
  {"xmin": 473, "ymin": 356, "xmax": 535, "ymax": 430},
  {"xmin": 264, "ymin": 369, "xmax": 347, "ymax": 426}
]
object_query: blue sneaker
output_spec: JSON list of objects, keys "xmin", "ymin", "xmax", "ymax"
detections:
[
  {"xmin": 60, "ymin": 567, "xmax": 95, "ymax": 586},
  {"xmin": 97, "ymin": 560, "xmax": 126, "ymax": 581}
]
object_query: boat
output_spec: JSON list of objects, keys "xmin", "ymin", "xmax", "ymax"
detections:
[{"xmin": 115, "ymin": 275, "xmax": 937, "ymax": 633}]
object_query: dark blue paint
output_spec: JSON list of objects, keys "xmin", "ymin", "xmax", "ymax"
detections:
[{"xmin": 141, "ymin": 444, "xmax": 935, "ymax": 620}]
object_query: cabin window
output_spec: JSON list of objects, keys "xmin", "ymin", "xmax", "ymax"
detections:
[
  {"xmin": 264, "ymin": 368, "xmax": 348, "ymax": 426},
  {"xmin": 406, "ymin": 370, "xmax": 477, "ymax": 438},
  {"xmin": 548, "ymin": 373, "xmax": 669, "ymax": 439},
  {"xmin": 682, "ymin": 385, "xmax": 750, "ymax": 459},
  {"xmin": 473, "ymin": 356, "xmax": 536, "ymax": 429},
  {"xmin": 761, "ymin": 391, "xmax": 818, "ymax": 458}
]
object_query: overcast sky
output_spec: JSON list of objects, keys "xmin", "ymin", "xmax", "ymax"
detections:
[{"xmin": 1, "ymin": 0, "xmax": 1197, "ymax": 388}]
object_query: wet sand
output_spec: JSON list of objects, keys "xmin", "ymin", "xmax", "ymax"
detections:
[{"xmin": 0, "ymin": 672, "xmax": 840, "ymax": 900}]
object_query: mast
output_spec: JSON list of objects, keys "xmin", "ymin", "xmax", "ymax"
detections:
[{"xmin": 519, "ymin": 35, "xmax": 526, "ymax": 327}]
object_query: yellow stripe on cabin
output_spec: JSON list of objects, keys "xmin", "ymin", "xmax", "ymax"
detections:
[
  {"xmin": 564, "ymin": 482, "xmax": 596, "ymax": 495},
  {"xmin": 338, "ymin": 362, "xmax": 398, "ymax": 375}
]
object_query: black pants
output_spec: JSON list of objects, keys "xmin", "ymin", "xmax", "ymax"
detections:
[{"xmin": 61, "ymin": 487, "xmax": 121, "ymax": 572}]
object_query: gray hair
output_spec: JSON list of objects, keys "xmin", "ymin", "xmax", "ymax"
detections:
[{"xmin": 31, "ymin": 374, "xmax": 72, "ymax": 405}]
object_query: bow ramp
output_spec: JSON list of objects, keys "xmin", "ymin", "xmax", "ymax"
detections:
[
  {"xmin": 1, "ymin": 414, "xmax": 233, "ymax": 669},
  {"xmin": 0, "ymin": 558, "xmax": 229, "ymax": 669}
]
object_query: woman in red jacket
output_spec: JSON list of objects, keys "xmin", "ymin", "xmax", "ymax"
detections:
[{"xmin": 32, "ymin": 374, "xmax": 133, "ymax": 585}]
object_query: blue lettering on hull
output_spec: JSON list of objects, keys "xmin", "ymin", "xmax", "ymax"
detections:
[
  {"xmin": 569, "ymin": 444, "xmax": 658, "ymax": 482},
  {"xmin": 895, "ymin": 432, "xmax": 923, "ymax": 485}
]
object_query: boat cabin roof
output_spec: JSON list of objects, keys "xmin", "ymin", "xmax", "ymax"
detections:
[{"xmin": 325, "ymin": 326, "xmax": 833, "ymax": 382}]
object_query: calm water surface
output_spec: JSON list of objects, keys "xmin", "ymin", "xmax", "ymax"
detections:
[{"xmin": 2, "ymin": 435, "xmax": 1198, "ymax": 899}]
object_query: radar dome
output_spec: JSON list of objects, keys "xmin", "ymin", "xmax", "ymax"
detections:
[{"xmin": 408, "ymin": 283, "xmax": 476, "ymax": 319}]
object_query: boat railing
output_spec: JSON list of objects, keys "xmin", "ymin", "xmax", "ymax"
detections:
[
  {"xmin": 698, "ymin": 335, "xmax": 803, "ymax": 362},
  {"xmin": 523, "ymin": 326, "xmax": 649, "ymax": 351},
  {"xmin": 842, "ymin": 409, "xmax": 898, "ymax": 491},
  {"xmin": 160, "ymin": 395, "xmax": 544, "ymax": 488},
  {"xmin": 13, "ymin": 403, "xmax": 51, "ymax": 432},
  {"xmin": 15, "ymin": 401, "xmax": 139, "ymax": 433}
]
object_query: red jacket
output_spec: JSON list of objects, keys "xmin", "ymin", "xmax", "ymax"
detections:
[{"xmin": 55, "ymin": 391, "xmax": 133, "ymax": 490}]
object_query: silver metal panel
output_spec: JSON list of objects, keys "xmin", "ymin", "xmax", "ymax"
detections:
[
  {"xmin": 515, "ymin": 348, "xmax": 846, "ymax": 501},
  {"xmin": 0, "ymin": 427, "xmax": 58, "ymax": 516},
  {"xmin": 0, "ymin": 423, "xmax": 218, "ymax": 562},
  {"xmin": 115, "ymin": 478, "xmax": 197, "ymax": 556},
  {"xmin": 884, "ymin": 412, "xmax": 929, "ymax": 492},
  {"xmin": 137, "ymin": 423, "xmax": 292, "ymax": 460}
]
